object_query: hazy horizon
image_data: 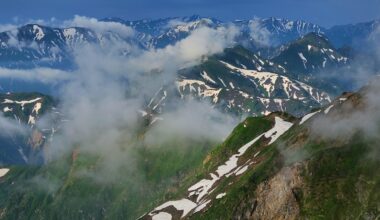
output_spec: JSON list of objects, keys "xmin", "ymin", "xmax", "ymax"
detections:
[{"xmin": 1, "ymin": 0, "xmax": 380, "ymax": 27}]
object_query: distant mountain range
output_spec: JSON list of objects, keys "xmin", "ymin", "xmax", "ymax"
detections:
[
  {"xmin": 0, "ymin": 15, "xmax": 378, "ymax": 68},
  {"xmin": 1, "ymin": 15, "xmax": 377, "ymax": 119},
  {"xmin": 0, "ymin": 15, "xmax": 371, "ymax": 120}
]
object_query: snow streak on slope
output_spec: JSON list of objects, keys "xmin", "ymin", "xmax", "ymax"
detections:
[
  {"xmin": 264, "ymin": 117, "xmax": 294, "ymax": 145},
  {"xmin": 1, "ymin": 97, "xmax": 45, "ymax": 126},
  {"xmin": 220, "ymin": 61, "xmax": 330, "ymax": 102},
  {"xmin": 177, "ymin": 79, "xmax": 222, "ymax": 103},
  {"xmin": 2, "ymin": 98, "xmax": 42, "ymax": 108},
  {"xmin": 300, "ymin": 110, "xmax": 321, "ymax": 125},
  {"xmin": 145, "ymin": 116, "xmax": 293, "ymax": 219},
  {"xmin": 0, "ymin": 168, "xmax": 9, "ymax": 177}
]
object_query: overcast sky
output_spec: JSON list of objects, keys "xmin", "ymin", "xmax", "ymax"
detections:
[{"xmin": 2, "ymin": 0, "xmax": 380, "ymax": 27}]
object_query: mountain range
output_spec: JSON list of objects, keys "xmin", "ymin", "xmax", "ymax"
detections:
[
  {"xmin": 0, "ymin": 16, "xmax": 373, "ymax": 115},
  {"xmin": 0, "ymin": 15, "xmax": 378, "ymax": 68},
  {"xmin": 0, "ymin": 15, "xmax": 379, "ymax": 220},
  {"xmin": 1, "ymin": 82, "xmax": 379, "ymax": 219}
]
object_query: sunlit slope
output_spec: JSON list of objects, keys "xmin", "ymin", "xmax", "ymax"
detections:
[{"xmin": 143, "ymin": 87, "xmax": 380, "ymax": 219}]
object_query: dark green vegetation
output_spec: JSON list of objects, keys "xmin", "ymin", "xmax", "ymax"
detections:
[
  {"xmin": 301, "ymin": 137, "xmax": 380, "ymax": 218},
  {"xmin": 0, "ymin": 134, "xmax": 216, "ymax": 219}
]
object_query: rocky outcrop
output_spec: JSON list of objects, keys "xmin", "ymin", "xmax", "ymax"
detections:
[
  {"xmin": 236, "ymin": 163, "xmax": 304, "ymax": 220},
  {"xmin": 28, "ymin": 129, "xmax": 44, "ymax": 150}
]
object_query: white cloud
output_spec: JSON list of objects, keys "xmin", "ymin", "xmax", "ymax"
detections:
[
  {"xmin": 0, "ymin": 24, "xmax": 18, "ymax": 33},
  {"xmin": 0, "ymin": 19, "xmax": 241, "ymax": 182},
  {"xmin": 0, "ymin": 67, "xmax": 72, "ymax": 83},
  {"xmin": 39, "ymin": 23, "xmax": 240, "ymax": 179},
  {"xmin": 64, "ymin": 15, "xmax": 135, "ymax": 38},
  {"xmin": 166, "ymin": 19, "xmax": 188, "ymax": 29},
  {"xmin": 125, "ymin": 25, "xmax": 239, "ymax": 73},
  {"xmin": 249, "ymin": 18, "xmax": 272, "ymax": 47},
  {"xmin": 0, "ymin": 115, "xmax": 27, "ymax": 136},
  {"xmin": 145, "ymin": 101, "xmax": 237, "ymax": 146}
]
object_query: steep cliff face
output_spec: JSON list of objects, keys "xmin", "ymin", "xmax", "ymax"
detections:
[{"xmin": 245, "ymin": 164, "xmax": 303, "ymax": 220}]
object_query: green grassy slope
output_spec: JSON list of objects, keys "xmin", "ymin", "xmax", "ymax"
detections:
[
  {"xmin": 187, "ymin": 93, "xmax": 380, "ymax": 219},
  {"xmin": 0, "ymin": 136, "xmax": 216, "ymax": 219}
]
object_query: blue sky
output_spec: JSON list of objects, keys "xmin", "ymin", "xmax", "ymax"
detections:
[{"xmin": 3, "ymin": 0, "xmax": 380, "ymax": 27}]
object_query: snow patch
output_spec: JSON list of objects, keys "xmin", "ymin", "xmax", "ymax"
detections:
[
  {"xmin": 3, "ymin": 98, "xmax": 42, "ymax": 110},
  {"xmin": 339, "ymin": 97, "xmax": 347, "ymax": 102},
  {"xmin": 33, "ymin": 25, "xmax": 45, "ymax": 40},
  {"xmin": 28, "ymin": 115, "xmax": 36, "ymax": 125},
  {"xmin": 0, "ymin": 168, "xmax": 9, "ymax": 177},
  {"xmin": 229, "ymin": 82, "xmax": 235, "ymax": 89},
  {"xmin": 300, "ymin": 110, "xmax": 321, "ymax": 125},
  {"xmin": 3, "ymin": 106, "xmax": 12, "ymax": 112},
  {"xmin": 150, "ymin": 117, "xmax": 163, "ymax": 125},
  {"xmin": 139, "ymin": 110, "xmax": 148, "ymax": 117},
  {"xmin": 324, "ymin": 105, "xmax": 334, "ymax": 114},
  {"xmin": 298, "ymin": 53, "xmax": 307, "ymax": 68},
  {"xmin": 193, "ymin": 200, "xmax": 211, "ymax": 213},
  {"xmin": 152, "ymin": 199, "xmax": 197, "ymax": 218},
  {"xmin": 200, "ymin": 71, "xmax": 216, "ymax": 84},
  {"xmin": 234, "ymin": 165, "xmax": 249, "ymax": 175},
  {"xmin": 32, "ymin": 102, "xmax": 42, "ymax": 114},
  {"xmin": 218, "ymin": 77, "xmax": 227, "ymax": 87},
  {"xmin": 216, "ymin": 193, "xmax": 226, "ymax": 199},
  {"xmin": 177, "ymin": 79, "xmax": 222, "ymax": 103},
  {"xmin": 151, "ymin": 212, "xmax": 172, "ymax": 220},
  {"xmin": 263, "ymin": 117, "xmax": 293, "ymax": 145},
  {"xmin": 188, "ymin": 173, "xmax": 219, "ymax": 203},
  {"xmin": 322, "ymin": 58, "xmax": 327, "ymax": 68}
]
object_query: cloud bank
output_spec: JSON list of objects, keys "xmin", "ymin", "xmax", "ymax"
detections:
[
  {"xmin": 32, "ymin": 20, "xmax": 240, "ymax": 181},
  {"xmin": 64, "ymin": 15, "xmax": 135, "ymax": 38}
]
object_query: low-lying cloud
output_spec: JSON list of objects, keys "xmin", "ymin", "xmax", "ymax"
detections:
[
  {"xmin": 311, "ymin": 80, "xmax": 380, "ymax": 140},
  {"xmin": 309, "ymin": 25, "xmax": 380, "ymax": 142},
  {"xmin": 125, "ymin": 25, "xmax": 239, "ymax": 73},
  {"xmin": 0, "ymin": 67, "xmax": 72, "ymax": 83},
  {"xmin": 249, "ymin": 18, "xmax": 273, "ymax": 47},
  {"xmin": 0, "ymin": 115, "xmax": 27, "ymax": 136},
  {"xmin": 64, "ymin": 15, "xmax": 135, "ymax": 38},
  {"xmin": 35, "ymin": 20, "xmax": 240, "ymax": 181},
  {"xmin": 144, "ymin": 101, "xmax": 237, "ymax": 147}
]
